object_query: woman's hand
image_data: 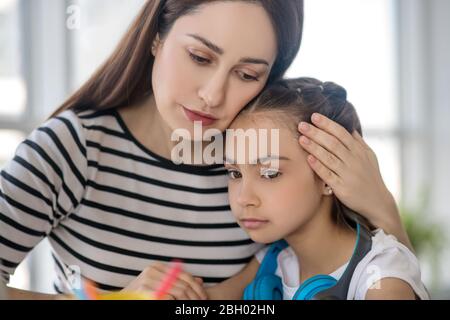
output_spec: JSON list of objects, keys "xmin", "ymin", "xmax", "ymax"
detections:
[
  {"xmin": 121, "ymin": 262, "xmax": 208, "ymax": 300},
  {"xmin": 298, "ymin": 113, "xmax": 413, "ymax": 250}
]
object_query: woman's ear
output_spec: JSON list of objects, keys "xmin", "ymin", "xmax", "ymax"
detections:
[{"xmin": 151, "ymin": 33, "xmax": 161, "ymax": 56}]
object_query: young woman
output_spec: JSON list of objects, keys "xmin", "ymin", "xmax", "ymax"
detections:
[{"xmin": 1, "ymin": 0, "xmax": 409, "ymax": 300}]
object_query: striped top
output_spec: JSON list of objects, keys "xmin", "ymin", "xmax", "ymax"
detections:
[{"xmin": 0, "ymin": 108, "xmax": 262, "ymax": 293}]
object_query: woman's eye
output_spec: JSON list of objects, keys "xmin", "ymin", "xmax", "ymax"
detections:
[
  {"xmin": 227, "ymin": 170, "xmax": 242, "ymax": 180},
  {"xmin": 261, "ymin": 169, "xmax": 281, "ymax": 180},
  {"xmin": 237, "ymin": 70, "xmax": 259, "ymax": 82},
  {"xmin": 189, "ymin": 52, "xmax": 211, "ymax": 65}
]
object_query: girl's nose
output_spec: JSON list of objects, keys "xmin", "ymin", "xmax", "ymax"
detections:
[
  {"xmin": 236, "ymin": 180, "xmax": 260, "ymax": 208},
  {"xmin": 198, "ymin": 72, "xmax": 227, "ymax": 108}
]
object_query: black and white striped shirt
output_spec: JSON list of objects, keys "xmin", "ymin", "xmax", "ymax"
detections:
[{"xmin": 0, "ymin": 108, "xmax": 262, "ymax": 293}]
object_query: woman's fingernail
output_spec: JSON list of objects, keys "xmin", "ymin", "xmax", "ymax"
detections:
[
  {"xmin": 312, "ymin": 113, "xmax": 321, "ymax": 123},
  {"xmin": 308, "ymin": 155, "xmax": 317, "ymax": 164},
  {"xmin": 300, "ymin": 136, "xmax": 310, "ymax": 145},
  {"xmin": 299, "ymin": 122, "xmax": 310, "ymax": 132}
]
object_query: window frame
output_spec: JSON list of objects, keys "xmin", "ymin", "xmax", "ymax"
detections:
[{"xmin": 1, "ymin": 0, "xmax": 73, "ymax": 293}]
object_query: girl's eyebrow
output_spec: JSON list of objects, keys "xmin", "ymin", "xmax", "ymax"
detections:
[
  {"xmin": 257, "ymin": 156, "xmax": 290, "ymax": 164},
  {"xmin": 223, "ymin": 156, "xmax": 236, "ymax": 165},
  {"xmin": 186, "ymin": 33, "xmax": 269, "ymax": 66},
  {"xmin": 223, "ymin": 156, "xmax": 290, "ymax": 165}
]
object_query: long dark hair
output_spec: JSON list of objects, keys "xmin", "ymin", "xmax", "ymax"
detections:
[
  {"xmin": 51, "ymin": 0, "xmax": 304, "ymax": 117},
  {"xmin": 241, "ymin": 77, "xmax": 375, "ymax": 232}
]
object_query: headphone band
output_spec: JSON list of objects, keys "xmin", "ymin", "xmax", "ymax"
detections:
[
  {"xmin": 248, "ymin": 223, "xmax": 373, "ymax": 300},
  {"xmin": 312, "ymin": 224, "xmax": 373, "ymax": 299}
]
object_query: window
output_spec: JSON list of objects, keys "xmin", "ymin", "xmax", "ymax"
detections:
[
  {"xmin": 0, "ymin": 0, "xmax": 26, "ymax": 167},
  {"xmin": 287, "ymin": 0, "xmax": 400, "ymax": 199},
  {"xmin": 0, "ymin": 0, "xmax": 29, "ymax": 290},
  {"xmin": 69, "ymin": 0, "xmax": 146, "ymax": 89},
  {"xmin": 0, "ymin": 0, "xmax": 26, "ymax": 117}
]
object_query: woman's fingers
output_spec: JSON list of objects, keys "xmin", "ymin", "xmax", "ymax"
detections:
[
  {"xmin": 124, "ymin": 262, "xmax": 207, "ymax": 300},
  {"xmin": 298, "ymin": 116, "xmax": 401, "ymax": 237},
  {"xmin": 168, "ymin": 276, "xmax": 202, "ymax": 300},
  {"xmin": 152, "ymin": 263, "xmax": 207, "ymax": 300},
  {"xmin": 166, "ymin": 284, "xmax": 192, "ymax": 300},
  {"xmin": 195, "ymin": 277, "xmax": 204, "ymax": 285},
  {"xmin": 299, "ymin": 135, "xmax": 345, "ymax": 177},
  {"xmin": 298, "ymin": 120, "xmax": 351, "ymax": 164},
  {"xmin": 144, "ymin": 273, "xmax": 199, "ymax": 300},
  {"xmin": 352, "ymin": 130, "xmax": 371, "ymax": 151},
  {"xmin": 305, "ymin": 113, "xmax": 356, "ymax": 151},
  {"xmin": 175, "ymin": 273, "xmax": 207, "ymax": 300},
  {"xmin": 306, "ymin": 154, "xmax": 340, "ymax": 189}
]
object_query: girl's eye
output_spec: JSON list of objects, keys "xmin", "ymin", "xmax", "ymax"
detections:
[
  {"xmin": 237, "ymin": 70, "xmax": 259, "ymax": 82},
  {"xmin": 189, "ymin": 52, "xmax": 211, "ymax": 65},
  {"xmin": 227, "ymin": 169, "xmax": 242, "ymax": 180},
  {"xmin": 261, "ymin": 169, "xmax": 281, "ymax": 180}
]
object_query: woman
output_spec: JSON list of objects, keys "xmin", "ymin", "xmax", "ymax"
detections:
[{"xmin": 0, "ymin": 0, "xmax": 409, "ymax": 300}]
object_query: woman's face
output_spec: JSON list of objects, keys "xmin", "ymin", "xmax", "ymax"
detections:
[
  {"xmin": 225, "ymin": 114, "xmax": 329, "ymax": 244},
  {"xmin": 151, "ymin": 1, "xmax": 277, "ymax": 139}
]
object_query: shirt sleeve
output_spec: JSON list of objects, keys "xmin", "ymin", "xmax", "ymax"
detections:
[
  {"xmin": 351, "ymin": 233, "xmax": 430, "ymax": 300},
  {"xmin": 0, "ymin": 110, "xmax": 87, "ymax": 284}
]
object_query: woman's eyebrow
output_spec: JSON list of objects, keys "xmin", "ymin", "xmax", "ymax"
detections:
[
  {"xmin": 187, "ymin": 33, "xmax": 224, "ymax": 55},
  {"xmin": 239, "ymin": 57, "xmax": 269, "ymax": 66},
  {"xmin": 187, "ymin": 33, "xmax": 269, "ymax": 66}
]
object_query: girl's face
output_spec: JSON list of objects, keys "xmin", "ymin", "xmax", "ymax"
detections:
[
  {"xmin": 225, "ymin": 114, "xmax": 329, "ymax": 244},
  {"xmin": 151, "ymin": 1, "xmax": 277, "ymax": 139}
]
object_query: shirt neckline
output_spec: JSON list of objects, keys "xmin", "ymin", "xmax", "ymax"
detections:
[
  {"xmin": 112, "ymin": 107, "xmax": 225, "ymax": 172},
  {"xmin": 280, "ymin": 246, "xmax": 350, "ymax": 290}
]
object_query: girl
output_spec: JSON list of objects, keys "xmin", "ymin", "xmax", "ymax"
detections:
[
  {"xmin": 0, "ymin": 0, "xmax": 410, "ymax": 300},
  {"xmin": 205, "ymin": 77, "xmax": 429, "ymax": 300}
]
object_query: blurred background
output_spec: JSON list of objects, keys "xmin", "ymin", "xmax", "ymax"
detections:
[{"xmin": 0, "ymin": 0, "xmax": 449, "ymax": 298}]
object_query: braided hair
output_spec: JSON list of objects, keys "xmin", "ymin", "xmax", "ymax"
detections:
[{"xmin": 240, "ymin": 77, "xmax": 373, "ymax": 232}]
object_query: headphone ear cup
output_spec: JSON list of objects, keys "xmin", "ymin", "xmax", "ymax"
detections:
[
  {"xmin": 293, "ymin": 275, "xmax": 337, "ymax": 300},
  {"xmin": 243, "ymin": 280, "xmax": 255, "ymax": 300},
  {"xmin": 243, "ymin": 274, "xmax": 283, "ymax": 300},
  {"xmin": 311, "ymin": 294, "xmax": 340, "ymax": 300}
]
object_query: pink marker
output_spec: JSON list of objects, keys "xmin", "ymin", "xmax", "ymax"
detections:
[{"xmin": 154, "ymin": 260, "xmax": 183, "ymax": 300}]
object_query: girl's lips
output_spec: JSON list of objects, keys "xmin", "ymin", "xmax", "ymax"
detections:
[
  {"xmin": 240, "ymin": 219, "xmax": 269, "ymax": 230},
  {"xmin": 182, "ymin": 106, "xmax": 217, "ymax": 126}
]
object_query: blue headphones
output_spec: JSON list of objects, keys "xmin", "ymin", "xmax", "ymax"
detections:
[{"xmin": 243, "ymin": 223, "xmax": 372, "ymax": 300}]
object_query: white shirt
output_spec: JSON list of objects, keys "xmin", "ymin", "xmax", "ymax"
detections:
[{"xmin": 255, "ymin": 229, "xmax": 430, "ymax": 300}]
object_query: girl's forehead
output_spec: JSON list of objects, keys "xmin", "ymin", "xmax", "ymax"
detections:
[
  {"xmin": 229, "ymin": 113, "xmax": 288, "ymax": 132},
  {"xmin": 226, "ymin": 115, "xmax": 302, "ymax": 162}
]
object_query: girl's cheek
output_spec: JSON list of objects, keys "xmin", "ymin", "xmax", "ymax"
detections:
[{"xmin": 227, "ymin": 185, "xmax": 239, "ymax": 208}]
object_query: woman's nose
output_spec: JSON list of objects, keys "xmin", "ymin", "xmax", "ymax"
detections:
[{"xmin": 198, "ymin": 71, "xmax": 227, "ymax": 108}]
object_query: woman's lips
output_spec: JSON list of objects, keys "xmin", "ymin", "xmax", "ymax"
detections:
[
  {"xmin": 240, "ymin": 219, "xmax": 269, "ymax": 230},
  {"xmin": 182, "ymin": 106, "xmax": 217, "ymax": 126}
]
